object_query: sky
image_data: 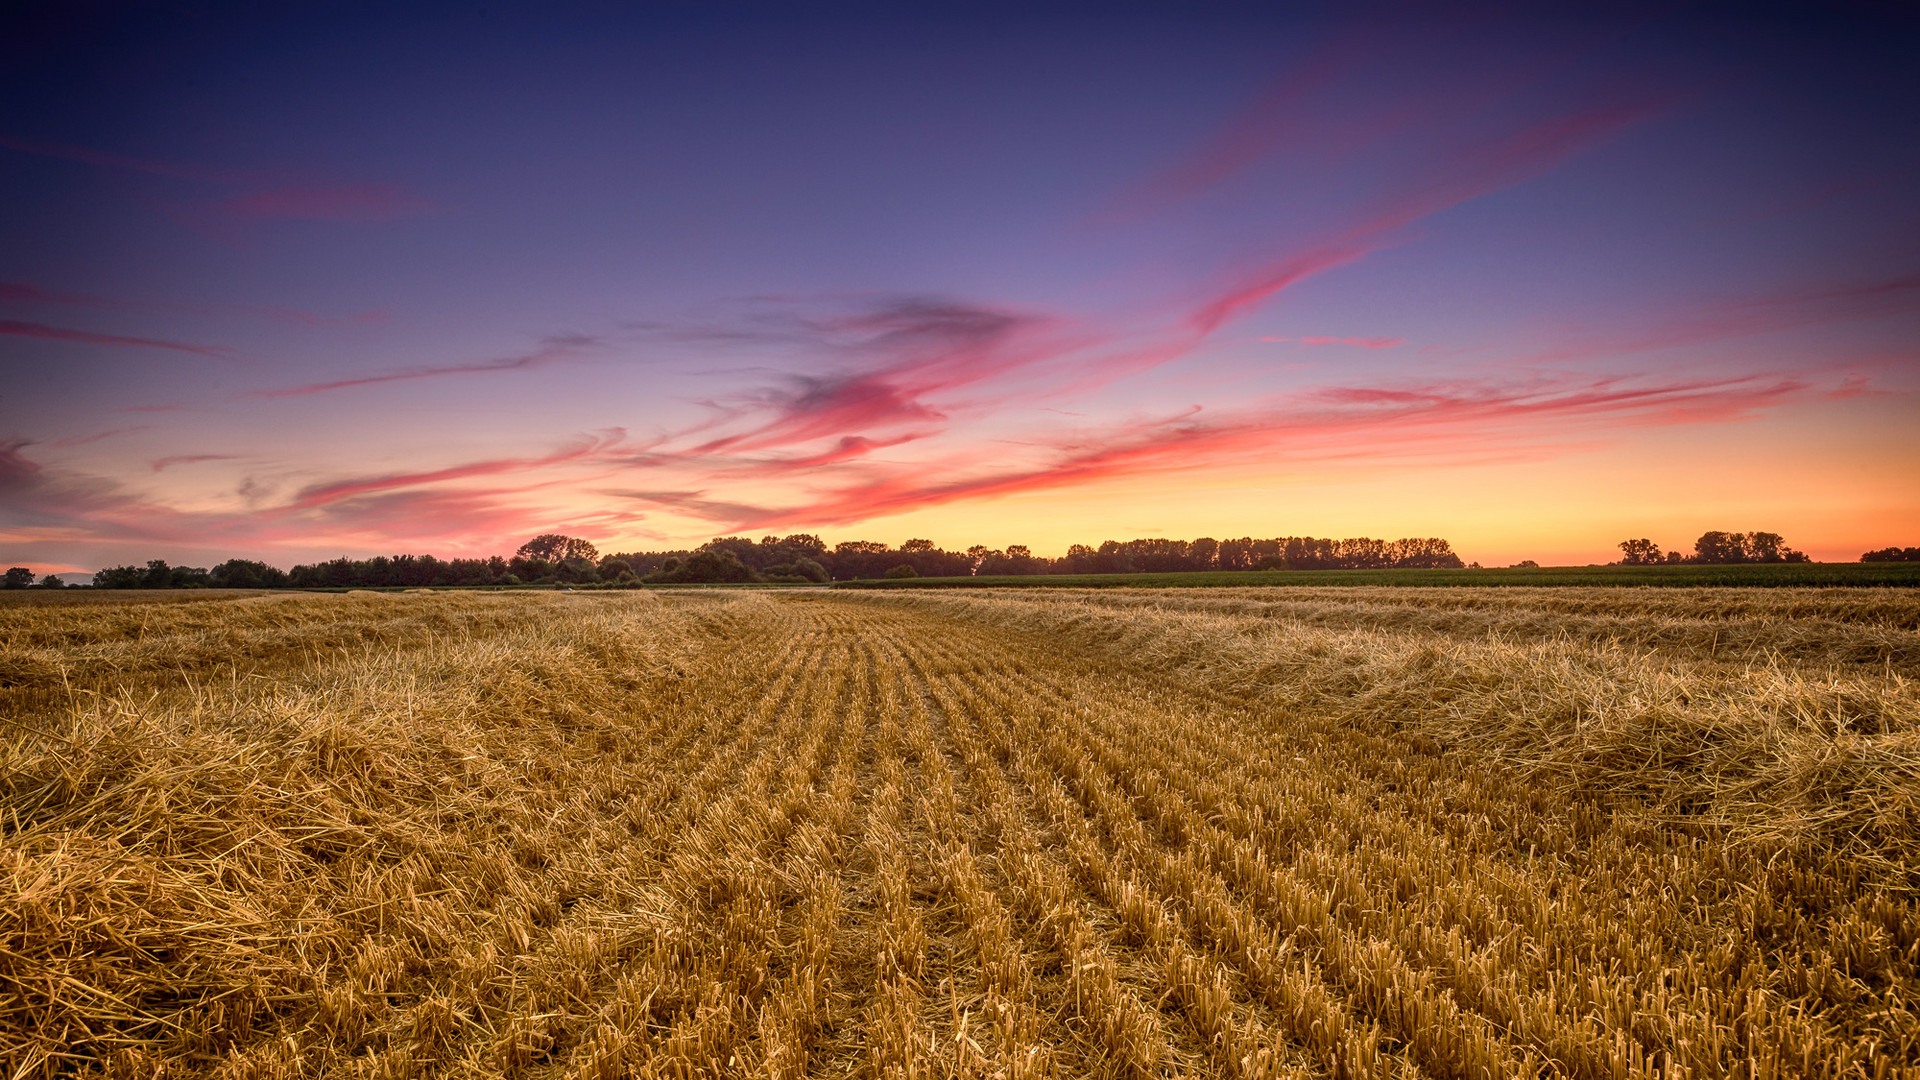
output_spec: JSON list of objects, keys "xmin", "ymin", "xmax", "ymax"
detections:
[{"xmin": 2, "ymin": 1, "xmax": 1917, "ymax": 574}]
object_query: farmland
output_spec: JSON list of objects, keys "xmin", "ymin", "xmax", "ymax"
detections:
[{"xmin": 3, "ymin": 586, "xmax": 1918, "ymax": 1078}]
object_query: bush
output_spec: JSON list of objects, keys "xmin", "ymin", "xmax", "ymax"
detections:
[
  {"xmin": 645, "ymin": 549, "xmax": 759, "ymax": 584},
  {"xmin": 883, "ymin": 563, "xmax": 919, "ymax": 579}
]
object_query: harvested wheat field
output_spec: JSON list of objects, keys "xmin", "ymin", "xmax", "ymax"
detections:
[{"xmin": 4, "ymin": 586, "xmax": 1919, "ymax": 1079}]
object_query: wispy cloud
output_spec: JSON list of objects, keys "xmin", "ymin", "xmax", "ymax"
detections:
[
  {"xmin": 1, "ymin": 134, "xmax": 432, "ymax": 225},
  {"xmin": 52, "ymin": 426, "xmax": 145, "ymax": 448},
  {"xmin": 152, "ymin": 454, "xmax": 239, "ymax": 472},
  {"xmin": 0, "ymin": 319, "xmax": 232, "ymax": 358},
  {"xmin": 683, "ymin": 297, "xmax": 1078, "ymax": 454},
  {"xmin": 605, "ymin": 489, "xmax": 771, "ymax": 524},
  {"xmin": 718, "ymin": 371, "xmax": 1814, "ymax": 531},
  {"xmin": 1298, "ymin": 336, "xmax": 1404, "ymax": 348},
  {"xmin": 254, "ymin": 336, "xmax": 590, "ymax": 398},
  {"xmin": 1530, "ymin": 270, "xmax": 1920, "ymax": 364},
  {"xmin": 0, "ymin": 430, "xmax": 640, "ymax": 556},
  {"xmin": 1094, "ymin": 35, "xmax": 1370, "ymax": 223},
  {"xmin": 1187, "ymin": 95, "xmax": 1671, "ymax": 334},
  {"xmin": 0, "ymin": 280, "xmax": 109, "ymax": 305},
  {"xmin": 280, "ymin": 430, "xmax": 625, "ymax": 511}
]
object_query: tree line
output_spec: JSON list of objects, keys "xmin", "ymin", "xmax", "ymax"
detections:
[
  {"xmin": 12, "ymin": 529, "xmax": 1905, "ymax": 591},
  {"xmin": 1613, "ymin": 531, "xmax": 1812, "ymax": 565},
  {"xmin": 51, "ymin": 531, "xmax": 1465, "ymax": 588}
]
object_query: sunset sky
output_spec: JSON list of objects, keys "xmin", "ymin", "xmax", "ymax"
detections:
[{"xmin": 2, "ymin": 3, "xmax": 1916, "ymax": 573}]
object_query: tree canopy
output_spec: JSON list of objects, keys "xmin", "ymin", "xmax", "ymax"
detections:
[{"xmin": 515, "ymin": 534, "xmax": 598, "ymax": 563}]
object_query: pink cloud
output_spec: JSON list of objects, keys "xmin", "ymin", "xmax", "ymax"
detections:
[
  {"xmin": 685, "ymin": 298, "xmax": 1081, "ymax": 455},
  {"xmin": 756, "ymin": 433, "xmax": 929, "ymax": 470},
  {"xmin": 718, "ymin": 371, "xmax": 1813, "ymax": 531},
  {"xmin": 0, "ymin": 431, "xmax": 638, "ymax": 556},
  {"xmin": 1299, "ymin": 336, "xmax": 1404, "ymax": 348},
  {"xmin": 279, "ymin": 430, "xmax": 625, "ymax": 511},
  {"xmin": 1187, "ymin": 94, "xmax": 1670, "ymax": 335},
  {"xmin": 1095, "ymin": 22, "xmax": 1658, "ymax": 231},
  {"xmin": 279, "ymin": 488, "xmax": 622, "ymax": 549},
  {"xmin": 1095, "ymin": 36, "xmax": 1369, "ymax": 223},
  {"xmin": 1705, "ymin": 167, "xmax": 1912, "ymax": 229},
  {"xmin": 0, "ymin": 319, "xmax": 231, "ymax": 358},
  {"xmin": 606, "ymin": 489, "xmax": 771, "ymax": 524},
  {"xmin": 0, "ymin": 437, "xmax": 43, "ymax": 489},
  {"xmin": 1829, "ymin": 373, "xmax": 1890, "ymax": 399},
  {"xmin": 0, "ymin": 280, "xmax": 110, "ymax": 306},
  {"xmin": 0, "ymin": 438, "xmax": 193, "ymax": 546},
  {"xmin": 1533, "ymin": 270, "xmax": 1920, "ymax": 364},
  {"xmin": 1189, "ymin": 242, "xmax": 1378, "ymax": 335}
]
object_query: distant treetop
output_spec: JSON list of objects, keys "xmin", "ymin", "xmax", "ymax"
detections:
[{"xmin": 515, "ymin": 534, "xmax": 599, "ymax": 563}]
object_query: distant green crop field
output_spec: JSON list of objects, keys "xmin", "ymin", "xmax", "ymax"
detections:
[{"xmin": 833, "ymin": 562, "xmax": 1920, "ymax": 589}]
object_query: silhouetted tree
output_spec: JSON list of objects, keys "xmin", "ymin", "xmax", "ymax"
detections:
[
  {"xmin": 4, "ymin": 567, "xmax": 33, "ymax": 589},
  {"xmin": 1746, "ymin": 531, "xmax": 1787, "ymax": 562},
  {"xmin": 1616, "ymin": 538, "xmax": 1664, "ymax": 565},
  {"xmin": 965, "ymin": 545, "xmax": 993, "ymax": 574},
  {"xmin": 1693, "ymin": 531, "xmax": 1749, "ymax": 564},
  {"xmin": 516, "ymin": 534, "xmax": 598, "ymax": 563},
  {"xmin": 830, "ymin": 540, "xmax": 894, "ymax": 580},
  {"xmin": 1189, "ymin": 537, "xmax": 1220, "ymax": 570},
  {"xmin": 1862, "ymin": 546, "xmax": 1920, "ymax": 562},
  {"xmin": 37, "ymin": 573, "xmax": 62, "ymax": 589},
  {"xmin": 884, "ymin": 563, "xmax": 919, "ymax": 578},
  {"xmin": 1691, "ymin": 530, "xmax": 1807, "ymax": 564}
]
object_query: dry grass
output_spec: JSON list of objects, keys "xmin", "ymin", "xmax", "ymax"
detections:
[{"xmin": 3, "ymin": 587, "xmax": 1917, "ymax": 1077}]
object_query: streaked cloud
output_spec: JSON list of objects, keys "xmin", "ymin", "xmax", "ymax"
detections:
[
  {"xmin": 152, "ymin": 454, "xmax": 239, "ymax": 472},
  {"xmin": 0, "ymin": 318, "xmax": 232, "ymax": 358},
  {"xmin": 1188, "ymin": 95, "xmax": 1670, "ymax": 334},
  {"xmin": 716, "ymin": 370, "xmax": 1816, "ymax": 531},
  {"xmin": 1297, "ymin": 336, "xmax": 1404, "ymax": 348},
  {"xmin": 255, "ymin": 337, "xmax": 590, "ymax": 398}
]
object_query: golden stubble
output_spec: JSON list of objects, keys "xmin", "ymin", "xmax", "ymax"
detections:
[{"xmin": 2, "ymin": 585, "xmax": 1916, "ymax": 1078}]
